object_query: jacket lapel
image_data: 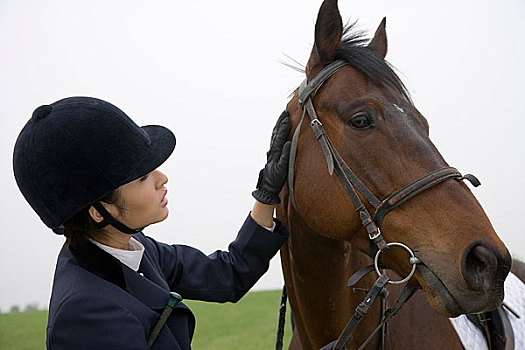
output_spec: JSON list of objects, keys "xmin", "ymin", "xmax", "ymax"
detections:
[
  {"xmin": 122, "ymin": 265, "xmax": 170, "ymax": 310},
  {"xmin": 70, "ymin": 239, "xmax": 191, "ymax": 313}
]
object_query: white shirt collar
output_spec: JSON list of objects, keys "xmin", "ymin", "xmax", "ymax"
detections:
[{"xmin": 89, "ymin": 237, "xmax": 145, "ymax": 272}]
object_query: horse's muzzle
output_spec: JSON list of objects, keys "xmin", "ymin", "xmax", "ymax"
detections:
[
  {"xmin": 461, "ymin": 242, "xmax": 511, "ymax": 292},
  {"xmin": 461, "ymin": 242, "xmax": 512, "ymax": 292}
]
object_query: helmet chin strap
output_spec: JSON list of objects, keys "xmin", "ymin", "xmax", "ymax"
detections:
[{"xmin": 91, "ymin": 201, "xmax": 147, "ymax": 235}]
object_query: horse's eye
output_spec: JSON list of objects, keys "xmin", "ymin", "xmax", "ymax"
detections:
[{"xmin": 349, "ymin": 112, "xmax": 372, "ymax": 129}]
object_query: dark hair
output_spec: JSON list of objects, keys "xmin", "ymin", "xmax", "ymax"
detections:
[
  {"xmin": 63, "ymin": 188, "xmax": 125, "ymax": 248},
  {"xmin": 333, "ymin": 23, "xmax": 412, "ymax": 103}
]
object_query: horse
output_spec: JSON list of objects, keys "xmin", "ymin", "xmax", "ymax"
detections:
[{"xmin": 276, "ymin": 1, "xmax": 522, "ymax": 349}]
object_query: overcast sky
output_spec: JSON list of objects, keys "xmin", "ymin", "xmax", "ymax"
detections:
[{"xmin": 1, "ymin": 0, "xmax": 524, "ymax": 312}]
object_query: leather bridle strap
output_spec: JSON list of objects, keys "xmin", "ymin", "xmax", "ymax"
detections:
[
  {"xmin": 326, "ymin": 136, "xmax": 382, "ymax": 208},
  {"xmin": 332, "ymin": 274, "xmax": 390, "ymax": 350},
  {"xmin": 288, "ymin": 111, "xmax": 305, "ymax": 212},
  {"xmin": 355, "ymin": 283, "xmax": 419, "ymax": 350},
  {"xmin": 332, "ymin": 275, "xmax": 419, "ymax": 350},
  {"xmin": 372, "ymin": 167, "xmax": 480, "ymax": 227},
  {"xmin": 296, "ymin": 60, "xmax": 381, "ymax": 208},
  {"xmin": 298, "ymin": 60, "xmax": 347, "ymax": 108},
  {"xmin": 293, "ymin": 59, "xmax": 388, "ymax": 253}
]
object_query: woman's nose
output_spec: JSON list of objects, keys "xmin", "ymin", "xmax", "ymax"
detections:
[{"xmin": 154, "ymin": 169, "xmax": 168, "ymax": 188}]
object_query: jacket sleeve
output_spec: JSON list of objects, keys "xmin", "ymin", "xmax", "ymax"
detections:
[
  {"xmin": 47, "ymin": 293, "xmax": 149, "ymax": 350},
  {"xmin": 146, "ymin": 214, "xmax": 289, "ymax": 303}
]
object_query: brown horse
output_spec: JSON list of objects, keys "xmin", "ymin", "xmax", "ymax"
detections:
[{"xmin": 276, "ymin": 1, "xmax": 518, "ymax": 349}]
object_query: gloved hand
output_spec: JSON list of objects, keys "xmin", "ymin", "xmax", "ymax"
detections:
[{"xmin": 252, "ymin": 111, "xmax": 292, "ymax": 205}]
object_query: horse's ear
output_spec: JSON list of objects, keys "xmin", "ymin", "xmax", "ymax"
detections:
[
  {"xmin": 306, "ymin": 0, "xmax": 343, "ymax": 80},
  {"xmin": 368, "ymin": 17, "xmax": 387, "ymax": 59}
]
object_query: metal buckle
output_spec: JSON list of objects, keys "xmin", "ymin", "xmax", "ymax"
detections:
[
  {"xmin": 311, "ymin": 118, "xmax": 322, "ymax": 127},
  {"xmin": 368, "ymin": 227, "xmax": 382, "ymax": 241},
  {"xmin": 374, "ymin": 242, "xmax": 420, "ymax": 285}
]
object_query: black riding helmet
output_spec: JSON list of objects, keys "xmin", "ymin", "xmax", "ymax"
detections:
[{"xmin": 13, "ymin": 96, "xmax": 176, "ymax": 235}]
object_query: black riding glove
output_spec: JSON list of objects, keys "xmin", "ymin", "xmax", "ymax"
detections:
[{"xmin": 252, "ymin": 111, "xmax": 292, "ymax": 205}]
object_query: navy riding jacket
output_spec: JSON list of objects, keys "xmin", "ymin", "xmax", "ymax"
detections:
[{"xmin": 46, "ymin": 214, "xmax": 289, "ymax": 349}]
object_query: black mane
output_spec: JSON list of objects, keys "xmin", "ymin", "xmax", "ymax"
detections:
[{"xmin": 334, "ymin": 23, "xmax": 412, "ymax": 103}]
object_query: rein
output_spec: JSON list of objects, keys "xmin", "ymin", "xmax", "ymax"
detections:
[{"xmin": 277, "ymin": 60, "xmax": 481, "ymax": 350}]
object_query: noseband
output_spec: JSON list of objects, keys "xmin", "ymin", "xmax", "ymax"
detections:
[{"xmin": 283, "ymin": 60, "xmax": 481, "ymax": 350}]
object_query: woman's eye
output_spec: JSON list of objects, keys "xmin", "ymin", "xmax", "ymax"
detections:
[
  {"xmin": 140, "ymin": 174, "xmax": 149, "ymax": 182},
  {"xmin": 349, "ymin": 113, "xmax": 373, "ymax": 129}
]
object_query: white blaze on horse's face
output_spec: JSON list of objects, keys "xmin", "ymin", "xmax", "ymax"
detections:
[{"xmin": 393, "ymin": 103, "xmax": 405, "ymax": 114}]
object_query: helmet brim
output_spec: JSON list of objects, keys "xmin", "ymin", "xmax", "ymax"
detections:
[{"xmin": 119, "ymin": 125, "xmax": 176, "ymax": 185}]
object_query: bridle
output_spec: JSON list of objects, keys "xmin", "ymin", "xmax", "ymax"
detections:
[
  {"xmin": 289, "ymin": 59, "xmax": 480, "ymax": 258},
  {"xmin": 277, "ymin": 60, "xmax": 481, "ymax": 350}
]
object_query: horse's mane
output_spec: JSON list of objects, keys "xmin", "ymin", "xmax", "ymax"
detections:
[
  {"xmin": 286, "ymin": 22, "xmax": 412, "ymax": 103},
  {"xmin": 334, "ymin": 23, "xmax": 412, "ymax": 103}
]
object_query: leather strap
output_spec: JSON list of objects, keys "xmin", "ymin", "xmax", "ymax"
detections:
[
  {"xmin": 288, "ymin": 113, "xmax": 304, "ymax": 213},
  {"xmin": 326, "ymin": 137, "xmax": 381, "ymax": 209},
  {"xmin": 298, "ymin": 60, "xmax": 347, "ymax": 108},
  {"xmin": 372, "ymin": 167, "xmax": 472, "ymax": 227},
  {"xmin": 92, "ymin": 201, "xmax": 146, "ymax": 234},
  {"xmin": 304, "ymin": 98, "xmax": 335, "ymax": 175},
  {"xmin": 294, "ymin": 61, "xmax": 389, "ymax": 255},
  {"xmin": 498, "ymin": 307, "xmax": 515, "ymax": 350},
  {"xmin": 347, "ymin": 264, "xmax": 376, "ymax": 287},
  {"xmin": 275, "ymin": 286, "xmax": 288, "ymax": 350},
  {"xmin": 466, "ymin": 307, "xmax": 515, "ymax": 350},
  {"xmin": 356, "ymin": 283, "xmax": 419, "ymax": 350},
  {"xmin": 332, "ymin": 274, "xmax": 390, "ymax": 350}
]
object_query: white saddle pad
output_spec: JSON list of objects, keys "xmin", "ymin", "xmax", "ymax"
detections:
[{"xmin": 449, "ymin": 272, "xmax": 525, "ymax": 350}]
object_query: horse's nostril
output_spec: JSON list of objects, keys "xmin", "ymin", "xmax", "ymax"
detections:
[{"xmin": 461, "ymin": 244, "xmax": 498, "ymax": 291}]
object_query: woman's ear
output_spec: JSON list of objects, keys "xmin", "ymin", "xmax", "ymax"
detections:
[{"xmin": 89, "ymin": 205, "xmax": 105, "ymax": 223}]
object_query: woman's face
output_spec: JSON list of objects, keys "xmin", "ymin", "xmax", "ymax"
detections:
[{"xmin": 113, "ymin": 169, "xmax": 170, "ymax": 229}]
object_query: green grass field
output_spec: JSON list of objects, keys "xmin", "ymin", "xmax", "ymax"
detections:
[{"xmin": 0, "ymin": 290, "xmax": 292, "ymax": 350}]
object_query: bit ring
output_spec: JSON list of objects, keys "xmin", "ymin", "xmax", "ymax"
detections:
[{"xmin": 374, "ymin": 242, "xmax": 419, "ymax": 285}]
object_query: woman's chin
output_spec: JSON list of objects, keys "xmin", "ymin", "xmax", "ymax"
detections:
[{"xmin": 158, "ymin": 208, "xmax": 170, "ymax": 222}]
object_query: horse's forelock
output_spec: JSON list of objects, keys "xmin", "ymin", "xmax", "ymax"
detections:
[{"xmin": 334, "ymin": 23, "xmax": 412, "ymax": 104}]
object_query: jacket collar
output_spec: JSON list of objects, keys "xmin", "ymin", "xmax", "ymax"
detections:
[
  {"xmin": 70, "ymin": 239, "xmax": 127, "ymax": 290},
  {"xmin": 69, "ymin": 239, "xmax": 177, "ymax": 310}
]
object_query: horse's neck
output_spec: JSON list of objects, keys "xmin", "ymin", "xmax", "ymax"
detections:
[{"xmin": 280, "ymin": 206, "xmax": 383, "ymax": 350}]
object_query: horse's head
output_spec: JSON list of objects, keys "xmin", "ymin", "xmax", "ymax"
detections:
[{"xmin": 285, "ymin": 0, "xmax": 511, "ymax": 317}]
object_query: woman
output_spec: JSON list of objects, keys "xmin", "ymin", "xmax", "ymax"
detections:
[{"xmin": 13, "ymin": 96, "xmax": 291, "ymax": 349}]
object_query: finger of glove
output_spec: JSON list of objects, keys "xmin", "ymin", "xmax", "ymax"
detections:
[
  {"xmin": 264, "ymin": 141, "xmax": 292, "ymax": 193},
  {"xmin": 255, "ymin": 168, "xmax": 265, "ymax": 189},
  {"xmin": 270, "ymin": 111, "xmax": 289, "ymax": 147},
  {"xmin": 276, "ymin": 141, "xmax": 292, "ymax": 170},
  {"xmin": 268, "ymin": 117, "xmax": 291, "ymax": 160},
  {"xmin": 269, "ymin": 142, "xmax": 292, "ymax": 189}
]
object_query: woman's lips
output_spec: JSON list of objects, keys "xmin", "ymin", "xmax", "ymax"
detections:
[{"xmin": 161, "ymin": 190, "xmax": 168, "ymax": 207}]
